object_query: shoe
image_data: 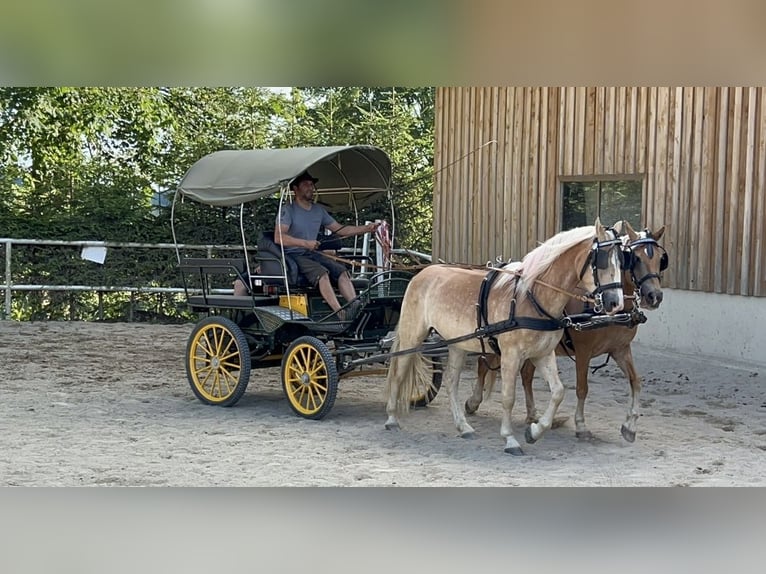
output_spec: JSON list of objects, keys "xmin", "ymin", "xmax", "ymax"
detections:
[
  {"xmin": 348, "ymin": 299, "xmax": 364, "ymax": 318},
  {"xmin": 339, "ymin": 299, "xmax": 363, "ymax": 322}
]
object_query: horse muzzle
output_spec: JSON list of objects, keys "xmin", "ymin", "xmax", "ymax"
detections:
[
  {"xmin": 593, "ymin": 283, "xmax": 624, "ymax": 315},
  {"xmin": 640, "ymin": 286, "xmax": 663, "ymax": 309}
]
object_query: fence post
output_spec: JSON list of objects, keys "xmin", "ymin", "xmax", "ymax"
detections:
[{"xmin": 4, "ymin": 241, "xmax": 11, "ymax": 319}]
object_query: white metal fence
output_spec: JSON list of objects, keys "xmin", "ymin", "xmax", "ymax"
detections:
[
  {"xmin": 1, "ymin": 238, "xmax": 432, "ymax": 320},
  {"xmin": 0, "ymin": 238, "xmax": 243, "ymax": 320}
]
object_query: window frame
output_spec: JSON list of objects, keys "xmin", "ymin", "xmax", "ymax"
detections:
[{"xmin": 558, "ymin": 174, "xmax": 645, "ymax": 231}]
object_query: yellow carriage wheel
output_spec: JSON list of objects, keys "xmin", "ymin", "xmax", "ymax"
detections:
[
  {"xmin": 410, "ymin": 356, "xmax": 443, "ymax": 407},
  {"xmin": 281, "ymin": 336, "xmax": 338, "ymax": 420},
  {"xmin": 186, "ymin": 316, "xmax": 251, "ymax": 407}
]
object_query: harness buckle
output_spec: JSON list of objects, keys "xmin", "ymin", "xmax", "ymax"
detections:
[{"xmin": 592, "ymin": 292, "xmax": 604, "ymax": 314}]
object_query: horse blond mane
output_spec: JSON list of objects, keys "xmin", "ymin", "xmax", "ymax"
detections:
[{"xmin": 496, "ymin": 225, "xmax": 596, "ymax": 296}]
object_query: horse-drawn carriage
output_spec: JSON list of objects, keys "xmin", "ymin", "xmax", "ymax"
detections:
[
  {"xmin": 171, "ymin": 145, "xmax": 440, "ymax": 420},
  {"xmin": 171, "ymin": 145, "xmax": 669, "ymax": 454}
]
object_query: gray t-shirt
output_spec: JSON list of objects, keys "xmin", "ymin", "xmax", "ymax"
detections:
[{"xmin": 277, "ymin": 202, "xmax": 337, "ymax": 253}]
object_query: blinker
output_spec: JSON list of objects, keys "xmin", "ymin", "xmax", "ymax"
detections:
[{"xmin": 595, "ymin": 246, "xmax": 622, "ymax": 270}]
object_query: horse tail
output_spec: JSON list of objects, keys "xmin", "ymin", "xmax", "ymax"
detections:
[{"xmin": 384, "ymin": 329, "xmax": 433, "ymax": 416}]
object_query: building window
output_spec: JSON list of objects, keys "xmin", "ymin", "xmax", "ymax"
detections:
[{"xmin": 561, "ymin": 178, "xmax": 643, "ymax": 231}]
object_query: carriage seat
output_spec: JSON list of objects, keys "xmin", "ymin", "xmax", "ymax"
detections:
[{"xmin": 255, "ymin": 232, "xmax": 370, "ymax": 291}]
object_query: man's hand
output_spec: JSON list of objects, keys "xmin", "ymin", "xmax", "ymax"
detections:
[{"xmin": 305, "ymin": 239, "xmax": 320, "ymax": 251}]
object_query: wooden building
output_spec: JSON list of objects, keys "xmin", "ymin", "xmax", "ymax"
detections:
[
  {"xmin": 433, "ymin": 87, "xmax": 766, "ymax": 297},
  {"xmin": 432, "ymin": 87, "xmax": 766, "ymax": 364}
]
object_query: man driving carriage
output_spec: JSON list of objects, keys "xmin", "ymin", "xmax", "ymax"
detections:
[
  {"xmin": 277, "ymin": 170, "xmax": 381, "ymax": 320},
  {"xmin": 235, "ymin": 170, "xmax": 380, "ymax": 320}
]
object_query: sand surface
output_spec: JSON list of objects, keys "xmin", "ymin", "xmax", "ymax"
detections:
[{"xmin": 1, "ymin": 320, "xmax": 764, "ymax": 486}]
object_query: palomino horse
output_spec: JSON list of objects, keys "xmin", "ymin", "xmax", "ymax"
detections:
[
  {"xmin": 468, "ymin": 221, "xmax": 667, "ymax": 443},
  {"xmin": 383, "ymin": 219, "xmax": 625, "ymax": 455}
]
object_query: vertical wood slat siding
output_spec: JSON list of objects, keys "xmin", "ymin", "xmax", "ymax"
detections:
[
  {"xmin": 726, "ymin": 88, "xmax": 742, "ymax": 294},
  {"xmin": 667, "ymin": 87, "xmax": 684, "ymax": 288},
  {"xmin": 646, "ymin": 87, "xmax": 658, "ymax": 236},
  {"xmin": 546, "ymin": 88, "xmax": 559, "ymax": 237},
  {"xmin": 433, "ymin": 87, "xmax": 766, "ymax": 297},
  {"xmin": 536, "ymin": 87, "xmax": 547, "ymax": 244},
  {"xmin": 520, "ymin": 89, "xmax": 531, "ymax": 254},
  {"xmin": 756, "ymin": 90, "xmax": 766, "ymax": 296},
  {"xmin": 714, "ymin": 87, "xmax": 729, "ymax": 293},
  {"xmin": 697, "ymin": 88, "xmax": 718, "ymax": 291},
  {"xmin": 604, "ymin": 87, "xmax": 616, "ymax": 174},
  {"xmin": 742, "ymin": 87, "xmax": 757, "ymax": 295}
]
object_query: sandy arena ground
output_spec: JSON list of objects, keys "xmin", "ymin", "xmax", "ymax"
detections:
[{"xmin": 0, "ymin": 320, "xmax": 764, "ymax": 486}]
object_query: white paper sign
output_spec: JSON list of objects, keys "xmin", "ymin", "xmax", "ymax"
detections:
[{"xmin": 81, "ymin": 245, "xmax": 107, "ymax": 264}]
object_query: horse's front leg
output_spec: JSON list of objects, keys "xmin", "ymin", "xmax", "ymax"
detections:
[
  {"xmin": 573, "ymin": 353, "xmax": 593, "ymax": 439},
  {"xmin": 526, "ymin": 351, "xmax": 565, "ymax": 444},
  {"xmin": 444, "ymin": 348, "xmax": 473, "ymax": 437},
  {"xmin": 498, "ymin": 353, "xmax": 524, "ymax": 455},
  {"xmin": 610, "ymin": 345, "xmax": 641, "ymax": 443}
]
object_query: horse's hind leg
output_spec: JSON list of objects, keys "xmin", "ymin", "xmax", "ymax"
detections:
[
  {"xmin": 384, "ymin": 327, "xmax": 430, "ymax": 430},
  {"xmin": 525, "ymin": 352, "xmax": 565, "ymax": 444},
  {"xmin": 466, "ymin": 355, "xmax": 496, "ymax": 415},
  {"xmin": 384, "ymin": 352, "xmax": 408, "ymax": 430},
  {"xmin": 520, "ymin": 360, "xmax": 538, "ymax": 424},
  {"xmin": 444, "ymin": 348, "xmax": 473, "ymax": 437},
  {"xmin": 610, "ymin": 346, "xmax": 641, "ymax": 443}
]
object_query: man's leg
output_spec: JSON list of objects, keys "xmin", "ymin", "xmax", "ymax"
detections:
[
  {"xmin": 336, "ymin": 272, "xmax": 357, "ymax": 304},
  {"xmin": 233, "ymin": 279, "xmax": 248, "ymax": 296},
  {"xmin": 316, "ymin": 272, "xmax": 343, "ymax": 312}
]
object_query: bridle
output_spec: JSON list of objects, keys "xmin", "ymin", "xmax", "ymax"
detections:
[
  {"xmin": 622, "ymin": 233, "xmax": 668, "ymax": 289},
  {"xmin": 577, "ymin": 229, "xmax": 624, "ymax": 313}
]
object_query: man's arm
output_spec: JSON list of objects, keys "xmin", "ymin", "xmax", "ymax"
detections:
[
  {"xmin": 328, "ymin": 221, "xmax": 380, "ymax": 238},
  {"xmin": 274, "ymin": 223, "xmax": 320, "ymax": 251}
]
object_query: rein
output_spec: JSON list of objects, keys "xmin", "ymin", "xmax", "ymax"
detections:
[
  {"xmin": 486, "ymin": 265, "xmax": 596, "ymax": 305},
  {"xmin": 317, "ymin": 250, "xmax": 428, "ymax": 272}
]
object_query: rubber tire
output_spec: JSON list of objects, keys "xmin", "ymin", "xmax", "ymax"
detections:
[
  {"xmin": 410, "ymin": 357, "xmax": 443, "ymax": 407},
  {"xmin": 281, "ymin": 336, "xmax": 339, "ymax": 420},
  {"xmin": 186, "ymin": 316, "xmax": 251, "ymax": 407}
]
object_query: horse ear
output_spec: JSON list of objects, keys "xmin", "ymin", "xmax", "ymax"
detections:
[
  {"xmin": 595, "ymin": 217, "xmax": 605, "ymax": 239},
  {"xmin": 652, "ymin": 225, "xmax": 666, "ymax": 241},
  {"xmin": 624, "ymin": 221, "xmax": 638, "ymax": 241}
]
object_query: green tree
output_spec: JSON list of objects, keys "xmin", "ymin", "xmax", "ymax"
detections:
[{"xmin": 0, "ymin": 86, "xmax": 436, "ymax": 320}]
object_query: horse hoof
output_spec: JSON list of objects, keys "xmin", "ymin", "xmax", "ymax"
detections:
[
  {"xmin": 524, "ymin": 426, "xmax": 537, "ymax": 444},
  {"xmin": 464, "ymin": 401, "xmax": 478, "ymax": 415},
  {"xmin": 460, "ymin": 430, "xmax": 476, "ymax": 439},
  {"xmin": 504, "ymin": 446, "xmax": 524, "ymax": 456},
  {"xmin": 621, "ymin": 425, "xmax": 636, "ymax": 443},
  {"xmin": 576, "ymin": 430, "xmax": 594, "ymax": 440},
  {"xmin": 384, "ymin": 422, "xmax": 400, "ymax": 431}
]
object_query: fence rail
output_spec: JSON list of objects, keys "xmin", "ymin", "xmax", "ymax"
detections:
[
  {"xmin": 1, "ymin": 238, "xmax": 431, "ymax": 320},
  {"xmin": 1, "ymin": 238, "xmax": 243, "ymax": 320}
]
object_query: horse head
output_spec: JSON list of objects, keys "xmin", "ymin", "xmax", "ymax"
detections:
[
  {"xmin": 578, "ymin": 217, "xmax": 625, "ymax": 315},
  {"xmin": 615, "ymin": 221, "xmax": 667, "ymax": 309}
]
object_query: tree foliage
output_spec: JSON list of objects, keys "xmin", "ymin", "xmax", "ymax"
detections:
[{"xmin": 0, "ymin": 87, "xmax": 435, "ymax": 320}]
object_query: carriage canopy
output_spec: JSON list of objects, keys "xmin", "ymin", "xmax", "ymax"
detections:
[{"xmin": 176, "ymin": 145, "xmax": 392, "ymax": 210}]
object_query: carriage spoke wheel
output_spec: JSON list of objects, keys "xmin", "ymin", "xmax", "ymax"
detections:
[
  {"xmin": 410, "ymin": 356, "xmax": 443, "ymax": 408},
  {"xmin": 281, "ymin": 336, "xmax": 338, "ymax": 420},
  {"xmin": 186, "ymin": 316, "xmax": 251, "ymax": 407}
]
